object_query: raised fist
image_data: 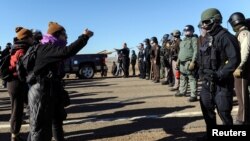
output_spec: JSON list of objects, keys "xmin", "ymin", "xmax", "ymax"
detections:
[{"xmin": 84, "ymin": 28, "xmax": 94, "ymax": 38}]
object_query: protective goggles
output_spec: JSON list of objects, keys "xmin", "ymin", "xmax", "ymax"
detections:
[{"xmin": 201, "ymin": 18, "xmax": 214, "ymax": 26}]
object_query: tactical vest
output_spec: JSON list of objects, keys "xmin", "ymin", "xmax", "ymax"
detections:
[
  {"xmin": 170, "ymin": 39, "xmax": 180, "ymax": 61},
  {"xmin": 199, "ymin": 30, "xmax": 227, "ymax": 71}
]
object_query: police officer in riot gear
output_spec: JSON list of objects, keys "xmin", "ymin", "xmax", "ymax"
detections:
[
  {"xmin": 161, "ymin": 34, "xmax": 172, "ymax": 85},
  {"xmin": 150, "ymin": 37, "xmax": 160, "ymax": 83},
  {"xmin": 169, "ymin": 30, "xmax": 181, "ymax": 90},
  {"xmin": 175, "ymin": 25, "xmax": 198, "ymax": 102},
  {"xmin": 160, "ymin": 34, "xmax": 168, "ymax": 79},
  {"xmin": 137, "ymin": 43, "xmax": 145, "ymax": 78},
  {"xmin": 144, "ymin": 38, "xmax": 152, "ymax": 80},
  {"xmin": 228, "ymin": 12, "xmax": 250, "ymax": 125},
  {"xmin": 131, "ymin": 50, "xmax": 137, "ymax": 76},
  {"xmin": 197, "ymin": 8, "xmax": 241, "ymax": 140}
]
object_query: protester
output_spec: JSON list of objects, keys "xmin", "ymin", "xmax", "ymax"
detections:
[
  {"xmin": 8, "ymin": 27, "xmax": 33, "ymax": 141},
  {"xmin": 28, "ymin": 21, "xmax": 93, "ymax": 141}
]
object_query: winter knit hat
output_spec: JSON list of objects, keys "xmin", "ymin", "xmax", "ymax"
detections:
[
  {"xmin": 16, "ymin": 27, "xmax": 32, "ymax": 40},
  {"xmin": 47, "ymin": 21, "xmax": 65, "ymax": 35}
]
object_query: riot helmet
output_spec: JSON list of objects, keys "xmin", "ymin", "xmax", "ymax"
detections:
[
  {"xmin": 143, "ymin": 38, "xmax": 150, "ymax": 44},
  {"xmin": 171, "ymin": 30, "xmax": 181, "ymax": 37},
  {"xmin": 200, "ymin": 8, "xmax": 222, "ymax": 32},
  {"xmin": 183, "ymin": 25, "xmax": 194, "ymax": 32},
  {"xmin": 163, "ymin": 34, "xmax": 169, "ymax": 40},
  {"xmin": 183, "ymin": 25, "xmax": 194, "ymax": 37},
  {"xmin": 201, "ymin": 8, "xmax": 222, "ymax": 23},
  {"xmin": 6, "ymin": 42, "xmax": 12, "ymax": 47},
  {"xmin": 228, "ymin": 12, "xmax": 245, "ymax": 27},
  {"xmin": 150, "ymin": 36, "xmax": 158, "ymax": 44},
  {"xmin": 5, "ymin": 42, "xmax": 12, "ymax": 50},
  {"xmin": 162, "ymin": 34, "xmax": 169, "ymax": 42}
]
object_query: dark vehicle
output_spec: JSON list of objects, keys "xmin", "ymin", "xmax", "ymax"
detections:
[{"xmin": 64, "ymin": 54, "xmax": 108, "ymax": 79}]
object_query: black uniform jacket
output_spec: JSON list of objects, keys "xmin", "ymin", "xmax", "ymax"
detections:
[{"xmin": 34, "ymin": 34, "xmax": 89, "ymax": 75}]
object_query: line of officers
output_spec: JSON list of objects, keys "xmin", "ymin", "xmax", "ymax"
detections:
[
  {"xmin": 137, "ymin": 8, "xmax": 250, "ymax": 131},
  {"xmin": 137, "ymin": 24, "xmax": 202, "ymax": 102}
]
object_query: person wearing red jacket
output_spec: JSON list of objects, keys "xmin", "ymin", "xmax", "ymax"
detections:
[{"xmin": 8, "ymin": 27, "xmax": 33, "ymax": 141}]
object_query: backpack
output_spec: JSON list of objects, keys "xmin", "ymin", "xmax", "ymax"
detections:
[
  {"xmin": 16, "ymin": 44, "xmax": 39, "ymax": 83},
  {"xmin": 0, "ymin": 53, "xmax": 11, "ymax": 81}
]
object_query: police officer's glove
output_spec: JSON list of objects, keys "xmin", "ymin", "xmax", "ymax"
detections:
[
  {"xmin": 188, "ymin": 61, "xmax": 195, "ymax": 71},
  {"xmin": 233, "ymin": 68, "xmax": 242, "ymax": 78}
]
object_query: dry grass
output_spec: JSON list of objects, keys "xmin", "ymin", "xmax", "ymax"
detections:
[{"xmin": 103, "ymin": 57, "xmax": 140, "ymax": 77}]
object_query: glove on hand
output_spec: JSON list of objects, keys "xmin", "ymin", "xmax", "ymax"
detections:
[
  {"xmin": 233, "ymin": 68, "xmax": 242, "ymax": 78},
  {"xmin": 188, "ymin": 61, "xmax": 195, "ymax": 71}
]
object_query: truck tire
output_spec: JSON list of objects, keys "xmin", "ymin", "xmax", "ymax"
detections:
[{"xmin": 78, "ymin": 65, "xmax": 94, "ymax": 79}]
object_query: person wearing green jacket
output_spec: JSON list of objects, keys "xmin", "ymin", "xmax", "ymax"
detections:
[{"xmin": 175, "ymin": 25, "xmax": 198, "ymax": 102}]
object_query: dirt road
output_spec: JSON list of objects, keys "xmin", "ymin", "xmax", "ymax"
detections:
[{"xmin": 0, "ymin": 77, "xmax": 238, "ymax": 141}]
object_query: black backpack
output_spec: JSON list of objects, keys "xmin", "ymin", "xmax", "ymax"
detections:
[
  {"xmin": 0, "ymin": 52, "xmax": 11, "ymax": 81},
  {"xmin": 16, "ymin": 44, "xmax": 39, "ymax": 83}
]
